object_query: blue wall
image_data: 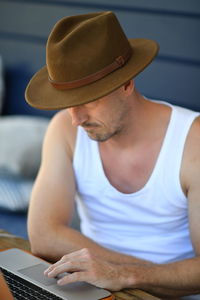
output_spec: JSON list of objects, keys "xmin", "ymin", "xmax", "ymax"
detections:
[{"xmin": 0, "ymin": 0, "xmax": 200, "ymax": 116}]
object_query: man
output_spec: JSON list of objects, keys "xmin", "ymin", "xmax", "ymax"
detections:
[{"xmin": 25, "ymin": 11, "xmax": 200, "ymax": 298}]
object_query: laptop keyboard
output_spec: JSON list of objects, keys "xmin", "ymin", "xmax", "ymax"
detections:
[{"xmin": 1, "ymin": 267, "xmax": 63, "ymax": 300}]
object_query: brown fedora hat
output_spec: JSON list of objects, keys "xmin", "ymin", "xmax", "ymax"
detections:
[{"xmin": 25, "ymin": 11, "xmax": 159, "ymax": 110}]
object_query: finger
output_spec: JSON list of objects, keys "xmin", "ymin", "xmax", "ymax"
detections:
[
  {"xmin": 44, "ymin": 248, "xmax": 94, "ymax": 276},
  {"xmin": 44, "ymin": 258, "xmax": 64, "ymax": 275},
  {"xmin": 57, "ymin": 271, "xmax": 89, "ymax": 286},
  {"xmin": 44, "ymin": 255, "xmax": 75, "ymax": 275},
  {"xmin": 46, "ymin": 262, "xmax": 71, "ymax": 278},
  {"xmin": 47, "ymin": 260, "xmax": 88, "ymax": 278}
]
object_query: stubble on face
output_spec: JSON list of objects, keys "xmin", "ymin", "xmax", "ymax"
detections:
[
  {"xmin": 82, "ymin": 122, "xmax": 121, "ymax": 142},
  {"xmin": 81, "ymin": 97, "xmax": 129, "ymax": 142}
]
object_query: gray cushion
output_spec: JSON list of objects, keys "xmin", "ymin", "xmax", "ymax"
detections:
[{"xmin": 0, "ymin": 116, "xmax": 49, "ymax": 178}]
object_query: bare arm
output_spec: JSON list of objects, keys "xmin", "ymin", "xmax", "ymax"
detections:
[
  {"xmin": 28, "ymin": 110, "xmax": 149, "ymax": 264},
  {"xmin": 136, "ymin": 126, "xmax": 200, "ymax": 298},
  {"xmin": 128, "ymin": 127, "xmax": 200, "ymax": 298},
  {"xmin": 45, "ymin": 249, "xmax": 200, "ymax": 297}
]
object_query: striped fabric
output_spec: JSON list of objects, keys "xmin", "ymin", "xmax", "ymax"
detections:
[{"xmin": 0, "ymin": 170, "xmax": 33, "ymax": 211}]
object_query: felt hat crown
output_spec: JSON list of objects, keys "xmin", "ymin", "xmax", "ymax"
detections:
[{"xmin": 25, "ymin": 11, "xmax": 159, "ymax": 110}]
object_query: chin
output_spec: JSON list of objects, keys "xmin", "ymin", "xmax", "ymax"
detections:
[{"xmin": 87, "ymin": 131, "xmax": 116, "ymax": 142}]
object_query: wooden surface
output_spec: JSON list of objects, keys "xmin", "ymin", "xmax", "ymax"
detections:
[
  {"xmin": 0, "ymin": 229, "xmax": 30, "ymax": 251},
  {"xmin": 0, "ymin": 229, "xmax": 160, "ymax": 300}
]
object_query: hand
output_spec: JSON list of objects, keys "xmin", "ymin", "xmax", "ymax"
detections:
[{"xmin": 44, "ymin": 248, "xmax": 127, "ymax": 291}]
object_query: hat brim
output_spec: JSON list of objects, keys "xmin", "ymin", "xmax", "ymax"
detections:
[{"xmin": 25, "ymin": 38, "xmax": 159, "ymax": 110}]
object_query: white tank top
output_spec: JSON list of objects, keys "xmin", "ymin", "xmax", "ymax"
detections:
[{"xmin": 73, "ymin": 101, "xmax": 199, "ymax": 264}]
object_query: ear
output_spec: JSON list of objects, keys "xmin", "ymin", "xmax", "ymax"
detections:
[{"xmin": 123, "ymin": 79, "xmax": 134, "ymax": 96}]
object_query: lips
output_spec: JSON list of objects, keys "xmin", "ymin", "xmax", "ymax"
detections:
[{"xmin": 82, "ymin": 124, "xmax": 100, "ymax": 129}]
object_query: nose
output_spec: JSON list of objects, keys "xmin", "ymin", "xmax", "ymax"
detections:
[{"xmin": 68, "ymin": 106, "xmax": 88, "ymax": 127}]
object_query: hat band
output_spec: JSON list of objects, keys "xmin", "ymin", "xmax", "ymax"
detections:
[{"xmin": 48, "ymin": 48, "xmax": 132, "ymax": 90}]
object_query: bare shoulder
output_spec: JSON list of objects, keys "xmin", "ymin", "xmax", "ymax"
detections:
[
  {"xmin": 184, "ymin": 115, "xmax": 200, "ymax": 160},
  {"xmin": 181, "ymin": 115, "xmax": 200, "ymax": 195},
  {"xmin": 181, "ymin": 116, "xmax": 200, "ymax": 254},
  {"xmin": 45, "ymin": 109, "xmax": 77, "ymax": 159}
]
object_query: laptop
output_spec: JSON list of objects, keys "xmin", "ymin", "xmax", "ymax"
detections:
[{"xmin": 0, "ymin": 248, "xmax": 114, "ymax": 300}]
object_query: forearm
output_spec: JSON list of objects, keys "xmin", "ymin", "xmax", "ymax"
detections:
[
  {"xmin": 123, "ymin": 256, "xmax": 200, "ymax": 298},
  {"xmin": 29, "ymin": 223, "xmax": 150, "ymax": 265}
]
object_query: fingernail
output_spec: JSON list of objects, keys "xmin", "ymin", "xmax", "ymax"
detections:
[
  {"xmin": 47, "ymin": 271, "xmax": 54, "ymax": 278},
  {"xmin": 57, "ymin": 279, "xmax": 64, "ymax": 285}
]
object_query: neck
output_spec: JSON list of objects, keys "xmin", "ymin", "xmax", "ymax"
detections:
[
  {"xmin": 100, "ymin": 91, "xmax": 171, "ymax": 152},
  {"xmin": 101, "ymin": 91, "xmax": 151, "ymax": 149}
]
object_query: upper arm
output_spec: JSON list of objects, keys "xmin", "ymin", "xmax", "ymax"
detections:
[
  {"xmin": 28, "ymin": 110, "xmax": 77, "ymax": 237},
  {"xmin": 181, "ymin": 116, "xmax": 200, "ymax": 255}
]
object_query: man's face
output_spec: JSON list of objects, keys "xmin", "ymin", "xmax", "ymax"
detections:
[{"xmin": 68, "ymin": 87, "xmax": 129, "ymax": 142}]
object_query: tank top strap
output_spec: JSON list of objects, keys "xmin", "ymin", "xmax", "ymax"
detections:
[{"xmin": 153, "ymin": 103, "xmax": 199, "ymax": 204}]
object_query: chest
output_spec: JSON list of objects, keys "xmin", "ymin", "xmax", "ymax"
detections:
[{"xmin": 99, "ymin": 139, "xmax": 163, "ymax": 194}]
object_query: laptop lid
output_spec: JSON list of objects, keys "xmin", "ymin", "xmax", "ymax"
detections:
[{"xmin": 0, "ymin": 248, "xmax": 114, "ymax": 300}]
